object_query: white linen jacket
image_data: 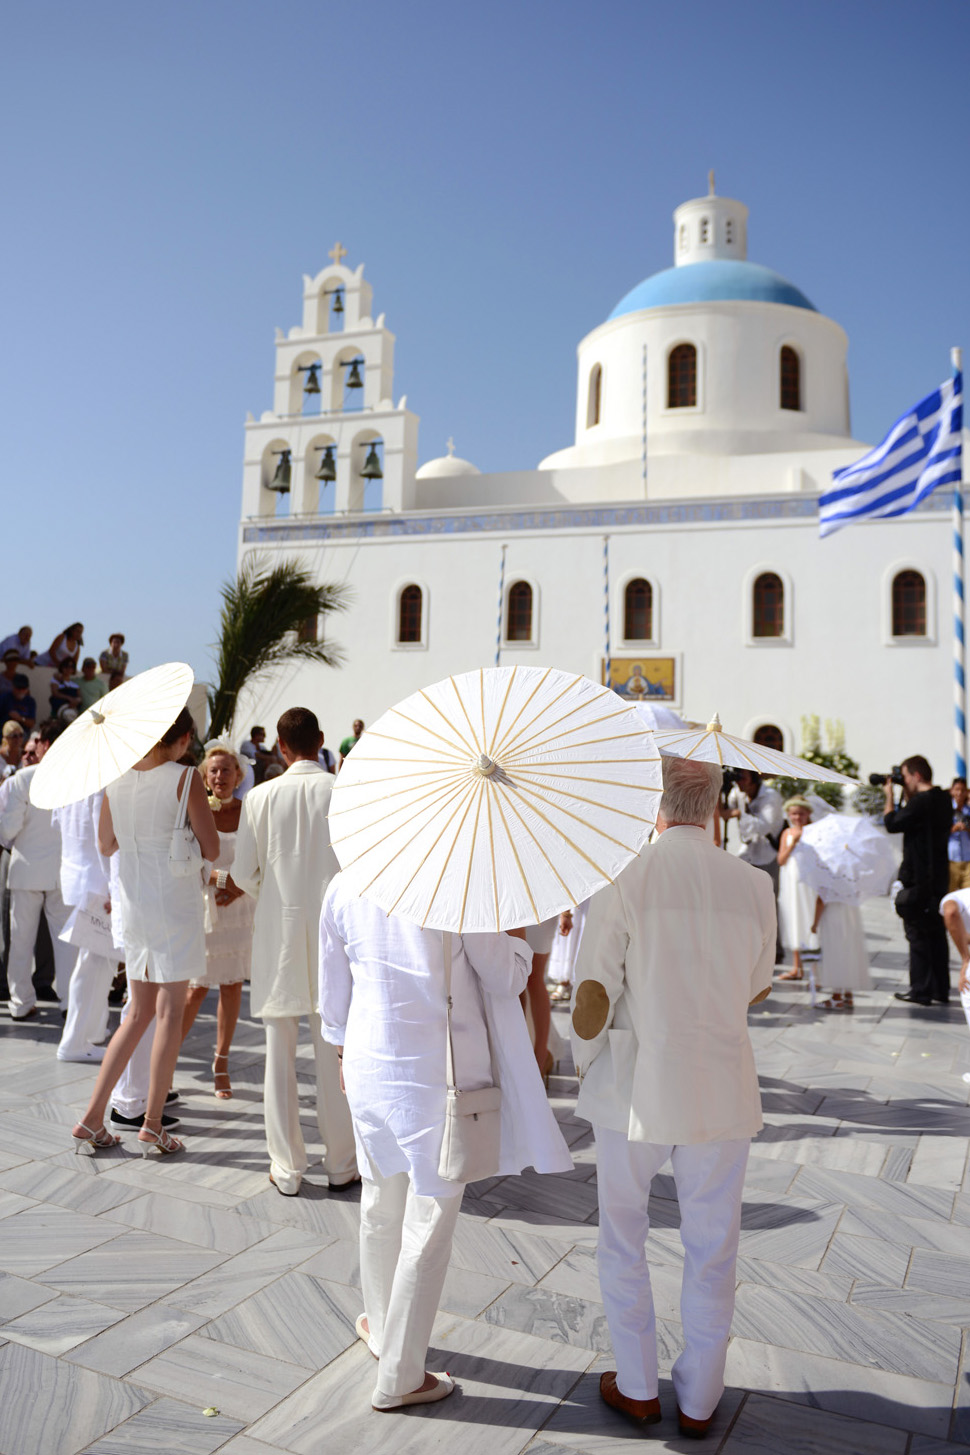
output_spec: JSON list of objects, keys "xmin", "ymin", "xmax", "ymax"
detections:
[
  {"xmin": 571, "ymin": 825, "xmax": 776, "ymax": 1145},
  {"xmin": 53, "ymin": 791, "xmax": 110, "ymax": 908},
  {"xmin": 0, "ymin": 766, "xmax": 62, "ymax": 890},
  {"xmin": 319, "ymin": 873, "xmax": 574, "ymax": 1197},
  {"xmin": 232, "ymin": 759, "xmax": 338, "ymax": 1018}
]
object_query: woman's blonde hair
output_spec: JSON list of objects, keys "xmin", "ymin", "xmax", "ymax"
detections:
[{"xmin": 201, "ymin": 739, "xmax": 245, "ymax": 788}]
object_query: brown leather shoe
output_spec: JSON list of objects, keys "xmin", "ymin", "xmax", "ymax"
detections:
[
  {"xmin": 677, "ymin": 1405, "xmax": 714, "ymax": 1439},
  {"xmin": 599, "ymin": 1371, "xmax": 661, "ymax": 1427}
]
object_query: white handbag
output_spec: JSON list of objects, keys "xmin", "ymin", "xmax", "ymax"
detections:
[
  {"xmin": 169, "ymin": 767, "xmax": 203, "ymax": 879},
  {"xmin": 437, "ymin": 930, "xmax": 502, "ymax": 1184}
]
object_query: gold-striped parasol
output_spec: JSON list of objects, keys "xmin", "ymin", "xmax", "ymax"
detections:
[
  {"xmin": 650, "ymin": 713, "xmax": 858, "ymax": 784},
  {"xmin": 329, "ymin": 665, "xmax": 663, "ymax": 932}
]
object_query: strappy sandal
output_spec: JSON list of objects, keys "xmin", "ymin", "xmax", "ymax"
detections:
[
  {"xmin": 213, "ymin": 1053, "xmax": 232, "ymax": 1100},
  {"xmin": 138, "ymin": 1120, "xmax": 185, "ymax": 1157},
  {"xmin": 778, "ymin": 968, "xmax": 803, "ymax": 981},
  {"xmin": 72, "ymin": 1122, "xmax": 122, "ymax": 1156}
]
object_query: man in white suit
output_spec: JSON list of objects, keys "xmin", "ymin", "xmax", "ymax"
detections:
[
  {"xmin": 571, "ymin": 756, "xmax": 775, "ymax": 1440},
  {"xmin": 233, "ymin": 706, "xmax": 357, "ymax": 1197}
]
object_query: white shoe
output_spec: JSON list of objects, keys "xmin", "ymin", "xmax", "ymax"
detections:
[
  {"xmin": 962, "ymin": 1072, "xmax": 970, "ymax": 1085},
  {"xmin": 57, "ymin": 1046, "xmax": 105, "ymax": 1063},
  {"xmin": 372, "ymin": 1374, "xmax": 456, "ymax": 1411}
]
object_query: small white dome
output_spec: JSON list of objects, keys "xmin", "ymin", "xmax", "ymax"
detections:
[{"xmin": 415, "ymin": 437, "xmax": 480, "ymax": 479}]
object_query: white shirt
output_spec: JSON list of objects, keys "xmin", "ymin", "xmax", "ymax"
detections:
[
  {"xmin": 571, "ymin": 825, "xmax": 776, "ymax": 1145},
  {"xmin": 52, "ymin": 792, "xmax": 110, "ymax": 907},
  {"xmin": 232, "ymin": 759, "xmax": 339, "ymax": 1017},
  {"xmin": 735, "ymin": 783, "xmax": 785, "ymax": 867},
  {"xmin": 0, "ymin": 765, "xmax": 63, "ymax": 890},
  {"xmin": 320, "ymin": 873, "xmax": 573, "ymax": 1196}
]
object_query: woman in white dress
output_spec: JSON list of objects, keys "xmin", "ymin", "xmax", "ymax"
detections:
[
  {"xmin": 71, "ymin": 708, "xmax": 220, "ymax": 1156},
  {"xmin": 776, "ymin": 798, "xmax": 819, "ymax": 981},
  {"xmin": 180, "ymin": 742, "xmax": 255, "ymax": 1098},
  {"xmin": 811, "ymin": 894, "xmax": 871, "ymax": 1011}
]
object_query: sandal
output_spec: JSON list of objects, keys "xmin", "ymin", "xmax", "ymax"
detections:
[
  {"xmin": 778, "ymin": 968, "xmax": 804, "ymax": 981},
  {"xmin": 72, "ymin": 1122, "xmax": 122, "ymax": 1156},
  {"xmin": 213, "ymin": 1053, "xmax": 232, "ymax": 1100},
  {"xmin": 138, "ymin": 1120, "xmax": 185, "ymax": 1157}
]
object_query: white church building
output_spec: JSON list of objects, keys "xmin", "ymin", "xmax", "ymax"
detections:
[{"xmin": 236, "ymin": 184, "xmax": 963, "ymax": 780}]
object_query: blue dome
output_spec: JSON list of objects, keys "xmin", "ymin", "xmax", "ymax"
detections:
[{"xmin": 608, "ymin": 260, "xmax": 817, "ymax": 319}]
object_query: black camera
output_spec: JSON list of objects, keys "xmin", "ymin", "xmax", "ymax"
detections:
[
  {"xmin": 868, "ymin": 766, "xmax": 904, "ymax": 787},
  {"xmin": 721, "ymin": 767, "xmax": 739, "ymax": 795}
]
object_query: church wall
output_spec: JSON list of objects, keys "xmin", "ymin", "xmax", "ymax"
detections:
[{"xmin": 235, "ymin": 502, "xmax": 956, "ymax": 785}]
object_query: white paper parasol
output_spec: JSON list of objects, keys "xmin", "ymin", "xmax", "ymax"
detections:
[
  {"xmin": 650, "ymin": 713, "xmax": 858, "ymax": 785},
  {"xmin": 791, "ymin": 814, "xmax": 898, "ymax": 905},
  {"xmin": 29, "ymin": 662, "xmax": 196, "ymax": 811},
  {"xmin": 329, "ymin": 665, "xmax": 663, "ymax": 933},
  {"xmin": 635, "ymin": 703, "xmax": 689, "ymax": 731}
]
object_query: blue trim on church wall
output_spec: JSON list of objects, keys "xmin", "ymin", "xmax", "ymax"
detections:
[{"xmin": 242, "ymin": 491, "xmax": 952, "ymax": 545}]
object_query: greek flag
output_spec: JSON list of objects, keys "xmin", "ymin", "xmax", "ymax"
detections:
[{"xmin": 819, "ymin": 374, "xmax": 963, "ymax": 537}]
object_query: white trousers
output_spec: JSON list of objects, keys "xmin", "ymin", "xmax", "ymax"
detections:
[
  {"xmin": 262, "ymin": 1012, "xmax": 357, "ymax": 1194},
  {"xmin": 111, "ymin": 1001, "xmax": 155, "ymax": 1117},
  {"xmin": 57, "ymin": 948, "xmax": 114, "ymax": 1059},
  {"xmin": 593, "ymin": 1125, "xmax": 750, "ymax": 1419},
  {"xmin": 7, "ymin": 887, "xmax": 76, "ymax": 1017},
  {"xmin": 360, "ymin": 1167, "xmax": 463, "ymax": 1398}
]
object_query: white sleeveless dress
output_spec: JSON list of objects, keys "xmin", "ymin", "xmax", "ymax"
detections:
[
  {"xmin": 106, "ymin": 760, "xmax": 205, "ymax": 983},
  {"xmin": 190, "ymin": 829, "xmax": 255, "ymax": 989}
]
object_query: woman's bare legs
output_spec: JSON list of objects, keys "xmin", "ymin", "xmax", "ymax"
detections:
[
  {"xmin": 527, "ymin": 952, "xmax": 552, "ymax": 1070},
  {"xmin": 215, "ymin": 982, "xmax": 243, "ymax": 1061},
  {"xmin": 181, "ymin": 984, "xmax": 209, "ymax": 1041},
  {"xmin": 144, "ymin": 981, "xmax": 189, "ymax": 1126},
  {"xmin": 73, "ymin": 979, "xmax": 158, "ymax": 1136}
]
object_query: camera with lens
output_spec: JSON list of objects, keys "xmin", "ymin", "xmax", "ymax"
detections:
[
  {"xmin": 721, "ymin": 767, "xmax": 739, "ymax": 794},
  {"xmin": 868, "ymin": 766, "xmax": 904, "ymax": 788}
]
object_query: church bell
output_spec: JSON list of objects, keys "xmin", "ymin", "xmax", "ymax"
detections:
[
  {"xmin": 268, "ymin": 450, "xmax": 291, "ymax": 493},
  {"xmin": 331, "ymin": 289, "xmax": 344, "ymax": 314},
  {"xmin": 345, "ymin": 359, "xmax": 364, "ymax": 390},
  {"xmin": 315, "ymin": 444, "xmax": 337, "ymax": 482},
  {"xmin": 302, "ymin": 364, "xmax": 321, "ymax": 395},
  {"xmin": 360, "ymin": 442, "xmax": 383, "ymax": 480}
]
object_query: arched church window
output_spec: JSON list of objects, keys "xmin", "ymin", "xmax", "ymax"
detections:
[
  {"xmin": 753, "ymin": 723, "xmax": 784, "ymax": 753},
  {"xmin": 398, "ymin": 585, "xmax": 422, "ymax": 643},
  {"xmin": 753, "ymin": 573, "xmax": 784, "ymax": 638},
  {"xmin": 624, "ymin": 578, "xmax": 653, "ymax": 640},
  {"xmin": 679, "ymin": 224, "xmax": 688, "ymax": 252},
  {"xmin": 780, "ymin": 347, "xmax": 801, "ymax": 412},
  {"xmin": 700, "ymin": 217, "xmax": 710, "ymax": 244},
  {"xmin": 725, "ymin": 218, "xmax": 734, "ymax": 245},
  {"xmin": 892, "ymin": 570, "xmax": 926, "ymax": 636},
  {"xmin": 587, "ymin": 365, "xmax": 602, "ymax": 428},
  {"xmin": 506, "ymin": 581, "xmax": 533, "ymax": 642},
  {"xmin": 667, "ymin": 344, "xmax": 697, "ymax": 409}
]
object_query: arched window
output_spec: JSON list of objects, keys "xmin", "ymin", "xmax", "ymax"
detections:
[
  {"xmin": 678, "ymin": 224, "xmax": 688, "ymax": 252},
  {"xmin": 780, "ymin": 346, "xmax": 801, "ymax": 411},
  {"xmin": 700, "ymin": 217, "xmax": 710, "ymax": 244},
  {"xmin": 667, "ymin": 344, "xmax": 697, "ymax": 409},
  {"xmin": 398, "ymin": 585, "xmax": 422, "ymax": 643},
  {"xmin": 725, "ymin": 218, "xmax": 734, "ymax": 245},
  {"xmin": 624, "ymin": 578, "xmax": 653, "ymax": 640},
  {"xmin": 506, "ymin": 581, "xmax": 533, "ymax": 641},
  {"xmin": 753, "ymin": 723, "xmax": 784, "ymax": 752},
  {"xmin": 753, "ymin": 572, "xmax": 784, "ymax": 638},
  {"xmin": 892, "ymin": 570, "xmax": 926, "ymax": 636},
  {"xmin": 587, "ymin": 365, "xmax": 602, "ymax": 428}
]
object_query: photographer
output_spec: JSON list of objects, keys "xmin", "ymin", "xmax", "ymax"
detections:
[
  {"xmin": 883, "ymin": 756, "xmax": 952, "ymax": 1005},
  {"xmin": 722, "ymin": 769, "xmax": 784, "ymax": 961}
]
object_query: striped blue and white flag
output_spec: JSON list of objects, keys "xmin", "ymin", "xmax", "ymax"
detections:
[{"xmin": 819, "ymin": 374, "xmax": 963, "ymax": 537}]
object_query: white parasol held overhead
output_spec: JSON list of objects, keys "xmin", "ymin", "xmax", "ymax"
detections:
[
  {"xmin": 791, "ymin": 814, "xmax": 898, "ymax": 905},
  {"xmin": 634, "ymin": 703, "xmax": 689, "ymax": 732},
  {"xmin": 329, "ymin": 664, "xmax": 663, "ymax": 933},
  {"xmin": 29, "ymin": 662, "xmax": 196, "ymax": 811},
  {"xmin": 650, "ymin": 713, "xmax": 858, "ymax": 786}
]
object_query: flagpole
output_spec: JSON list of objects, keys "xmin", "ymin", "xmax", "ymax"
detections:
[
  {"xmin": 954, "ymin": 347, "xmax": 966, "ymax": 779},
  {"xmin": 495, "ymin": 543, "xmax": 507, "ymax": 668},
  {"xmin": 603, "ymin": 535, "xmax": 611, "ymax": 689}
]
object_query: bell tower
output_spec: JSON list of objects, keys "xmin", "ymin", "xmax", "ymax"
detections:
[
  {"xmin": 673, "ymin": 174, "xmax": 749, "ymax": 267},
  {"xmin": 241, "ymin": 244, "xmax": 420, "ymax": 518}
]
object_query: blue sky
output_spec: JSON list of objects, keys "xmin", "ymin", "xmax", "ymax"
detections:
[{"xmin": 2, "ymin": 0, "xmax": 967, "ymax": 681}]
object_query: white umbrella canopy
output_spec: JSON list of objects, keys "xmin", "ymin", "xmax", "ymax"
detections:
[
  {"xmin": 29, "ymin": 662, "xmax": 196, "ymax": 811},
  {"xmin": 650, "ymin": 713, "xmax": 858, "ymax": 786},
  {"xmin": 329, "ymin": 665, "xmax": 663, "ymax": 933},
  {"xmin": 634, "ymin": 703, "xmax": 689, "ymax": 731},
  {"xmin": 792, "ymin": 814, "xmax": 899, "ymax": 905}
]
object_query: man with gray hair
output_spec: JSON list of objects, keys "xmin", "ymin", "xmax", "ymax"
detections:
[{"xmin": 571, "ymin": 755, "xmax": 775, "ymax": 1440}]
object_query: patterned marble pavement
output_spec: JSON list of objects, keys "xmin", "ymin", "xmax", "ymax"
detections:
[{"xmin": 2, "ymin": 895, "xmax": 970, "ymax": 1453}]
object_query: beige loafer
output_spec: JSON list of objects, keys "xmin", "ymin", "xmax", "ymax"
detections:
[{"xmin": 372, "ymin": 1373, "xmax": 455, "ymax": 1411}]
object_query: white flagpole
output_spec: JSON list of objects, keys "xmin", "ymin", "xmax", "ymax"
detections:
[
  {"xmin": 603, "ymin": 535, "xmax": 611, "ymax": 689},
  {"xmin": 495, "ymin": 543, "xmax": 507, "ymax": 668},
  {"xmin": 953, "ymin": 347, "xmax": 966, "ymax": 779}
]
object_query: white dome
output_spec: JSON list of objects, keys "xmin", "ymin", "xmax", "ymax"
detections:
[{"xmin": 415, "ymin": 438, "xmax": 480, "ymax": 479}]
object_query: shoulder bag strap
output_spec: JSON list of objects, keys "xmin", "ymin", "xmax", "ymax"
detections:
[
  {"xmin": 443, "ymin": 930, "xmax": 457, "ymax": 1092},
  {"xmin": 175, "ymin": 766, "xmax": 193, "ymax": 831}
]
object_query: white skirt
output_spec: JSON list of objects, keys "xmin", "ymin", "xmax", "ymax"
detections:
[
  {"xmin": 818, "ymin": 902, "xmax": 870, "ymax": 991},
  {"xmin": 778, "ymin": 860, "xmax": 818, "ymax": 952}
]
